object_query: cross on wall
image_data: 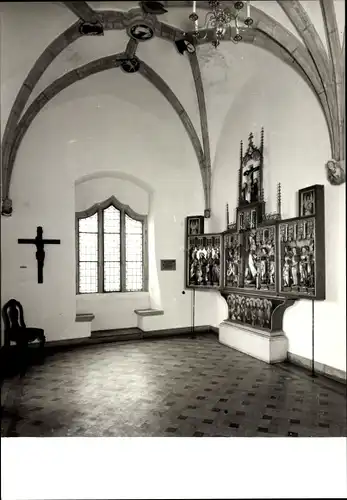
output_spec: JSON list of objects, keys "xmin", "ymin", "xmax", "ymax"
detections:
[{"xmin": 18, "ymin": 226, "xmax": 61, "ymax": 284}]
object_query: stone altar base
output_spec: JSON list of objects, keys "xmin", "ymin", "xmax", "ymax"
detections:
[{"xmin": 219, "ymin": 321, "xmax": 288, "ymax": 364}]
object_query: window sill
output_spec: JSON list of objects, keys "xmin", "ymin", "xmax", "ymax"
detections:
[{"xmin": 76, "ymin": 291, "xmax": 149, "ymax": 299}]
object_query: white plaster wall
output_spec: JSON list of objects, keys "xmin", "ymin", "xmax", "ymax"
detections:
[
  {"xmin": 210, "ymin": 45, "xmax": 346, "ymax": 373},
  {"xmin": 75, "ymin": 175, "xmax": 150, "ymax": 215}
]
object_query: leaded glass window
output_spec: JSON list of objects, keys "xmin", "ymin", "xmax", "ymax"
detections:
[
  {"xmin": 78, "ymin": 213, "xmax": 98, "ymax": 294},
  {"xmin": 104, "ymin": 206, "xmax": 121, "ymax": 292},
  {"xmin": 125, "ymin": 215, "xmax": 143, "ymax": 292},
  {"xmin": 76, "ymin": 197, "xmax": 147, "ymax": 294}
]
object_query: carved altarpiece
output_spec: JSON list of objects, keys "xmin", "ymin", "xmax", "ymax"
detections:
[
  {"xmin": 278, "ymin": 184, "xmax": 325, "ymax": 300},
  {"xmin": 221, "ymin": 129, "xmax": 292, "ymax": 332},
  {"xmin": 186, "ymin": 234, "xmax": 221, "ymax": 289},
  {"xmin": 185, "ymin": 129, "xmax": 326, "ymax": 336}
]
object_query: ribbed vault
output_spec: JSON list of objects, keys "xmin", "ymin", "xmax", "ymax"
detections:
[{"xmin": 1, "ymin": 1, "xmax": 345, "ymax": 216}]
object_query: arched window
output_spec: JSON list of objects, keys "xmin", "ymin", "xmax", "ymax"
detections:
[{"xmin": 76, "ymin": 196, "xmax": 148, "ymax": 294}]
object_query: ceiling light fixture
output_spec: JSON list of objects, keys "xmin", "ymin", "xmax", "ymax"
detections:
[{"xmin": 188, "ymin": 0, "xmax": 253, "ymax": 48}]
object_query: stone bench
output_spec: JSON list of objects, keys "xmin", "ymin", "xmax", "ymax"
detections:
[
  {"xmin": 134, "ymin": 308, "xmax": 164, "ymax": 332},
  {"xmin": 75, "ymin": 313, "xmax": 95, "ymax": 337}
]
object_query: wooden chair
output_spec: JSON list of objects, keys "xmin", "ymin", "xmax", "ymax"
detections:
[{"xmin": 2, "ymin": 299, "xmax": 45, "ymax": 376}]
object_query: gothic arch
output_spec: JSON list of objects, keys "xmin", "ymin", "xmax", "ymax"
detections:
[
  {"xmin": 5, "ymin": 53, "xmax": 205, "ymax": 208},
  {"xmin": 75, "ymin": 170, "xmax": 154, "ymax": 195},
  {"xmin": 1, "ymin": 3, "xmax": 344, "ymax": 215}
]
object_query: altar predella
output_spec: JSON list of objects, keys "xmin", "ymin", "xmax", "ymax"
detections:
[{"xmin": 185, "ymin": 128, "xmax": 325, "ymax": 333}]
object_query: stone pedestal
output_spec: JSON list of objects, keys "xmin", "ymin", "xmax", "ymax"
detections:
[{"xmin": 219, "ymin": 320, "xmax": 288, "ymax": 364}]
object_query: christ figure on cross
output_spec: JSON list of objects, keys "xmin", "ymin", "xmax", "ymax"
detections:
[
  {"xmin": 242, "ymin": 162, "xmax": 260, "ymax": 204},
  {"xmin": 18, "ymin": 226, "xmax": 61, "ymax": 283}
]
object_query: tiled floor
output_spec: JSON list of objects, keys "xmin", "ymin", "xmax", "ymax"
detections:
[{"xmin": 1, "ymin": 334, "xmax": 346, "ymax": 437}]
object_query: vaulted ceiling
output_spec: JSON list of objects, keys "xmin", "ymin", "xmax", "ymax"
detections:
[{"xmin": 1, "ymin": 1, "xmax": 345, "ymax": 216}]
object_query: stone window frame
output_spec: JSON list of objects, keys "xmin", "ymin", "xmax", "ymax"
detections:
[{"xmin": 75, "ymin": 195, "xmax": 148, "ymax": 294}]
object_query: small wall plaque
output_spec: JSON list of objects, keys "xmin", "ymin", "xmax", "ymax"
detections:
[{"xmin": 161, "ymin": 259, "xmax": 176, "ymax": 271}]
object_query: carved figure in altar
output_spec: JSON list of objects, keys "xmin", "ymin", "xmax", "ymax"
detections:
[
  {"xmin": 227, "ymin": 294, "xmax": 237, "ymax": 320},
  {"xmin": 189, "ymin": 219, "xmax": 199, "ymax": 235},
  {"xmin": 190, "ymin": 259, "xmax": 197, "ymax": 280},
  {"xmin": 250, "ymin": 299, "xmax": 257, "ymax": 326},
  {"xmin": 241, "ymin": 161, "xmax": 260, "ymax": 205},
  {"xmin": 240, "ymin": 296, "xmax": 246, "ymax": 322},
  {"xmin": 226, "ymin": 260, "xmax": 233, "ymax": 278},
  {"xmin": 265, "ymin": 299, "xmax": 272, "ymax": 327},
  {"xmin": 251, "ymin": 177, "xmax": 259, "ymax": 203},
  {"xmin": 200, "ymin": 254, "xmax": 208, "ymax": 284},
  {"xmin": 232, "ymin": 255, "xmax": 239, "ymax": 282},
  {"xmin": 196, "ymin": 265, "xmax": 203, "ymax": 284},
  {"xmin": 191, "ymin": 245, "xmax": 198, "ymax": 260},
  {"xmin": 291, "ymin": 247, "xmax": 299, "ymax": 286},
  {"xmin": 196, "ymin": 245, "xmax": 206, "ymax": 260},
  {"xmin": 260, "ymin": 247, "xmax": 268, "ymax": 282},
  {"xmin": 245, "ymin": 297, "xmax": 252, "ymax": 323},
  {"xmin": 268, "ymin": 245, "xmax": 275, "ymax": 285},
  {"xmin": 302, "ymin": 192, "xmax": 314, "ymax": 216},
  {"xmin": 235, "ymin": 296, "xmax": 242, "ymax": 320},
  {"xmin": 207, "ymin": 250, "xmax": 213, "ymax": 283},
  {"xmin": 244, "ymin": 234, "xmax": 257, "ymax": 285},
  {"xmin": 226, "ymin": 257, "xmax": 236, "ymax": 286},
  {"xmin": 307, "ymin": 251, "xmax": 314, "ymax": 287},
  {"xmin": 238, "ymin": 130, "xmax": 263, "ymax": 207},
  {"xmin": 299, "ymin": 246, "xmax": 309, "ymax": 285},
  {"xmin": 211, "ymin": 261, "xmax": 220, "ymax": 284},
  {"xmin": 282, "ymin": 255, "xmax": 290, "ymax": 287},
  {"xmin": 257, "ymin": 300, "xmax": 265, "ymax": 327},
  {"xmin": 241, "ymin": 182, "xmax": 251, "ymax": 204},
  {"xmin": 229, "ymin": 253, "xmax": 239, "ymax": 284}
]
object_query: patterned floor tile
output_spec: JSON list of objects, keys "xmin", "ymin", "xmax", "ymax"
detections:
[{"xmin": 1, "ymin": 334, "xmax": 346, "ymax": 438}]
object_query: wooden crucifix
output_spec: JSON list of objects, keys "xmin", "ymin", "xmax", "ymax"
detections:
[
  {"xmin": 243, "ymin": 164, "xmax": 260, "ymax": 203},
  {"xmin": 18, "ymin": 226, "xmax": 61, "ymax": 284}
]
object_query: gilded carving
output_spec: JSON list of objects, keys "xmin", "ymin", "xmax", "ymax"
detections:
[
  {"xmin": 224, "ymin": 232, "xmax": 242, "ymax": 288},
  {"xmin": 184, "ymin": 129, "xmax": 325, "ymax": 305},
  {"xmin": 226, "ymin": 293, "xmax": 274, "ymax": 330},
  {"xmin": 255, "ymin": 226, "xmax": 276, "ymax": 291},
  {"xmin": 239, "ymin": 132, "xmax": 262, "ymax": 206},
  {"xmin": 187, "ymin": 235, "xmax": 221, "ymax": 288},
  {"xmin": 244, "ymin": 230, "xmax": 258, "ymax": 287},
  {"xmin": 279, "ymin": 218, "xmax": 315, "ymax": 295}
]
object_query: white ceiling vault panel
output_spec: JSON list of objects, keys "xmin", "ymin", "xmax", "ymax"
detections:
[
  {"xmin": 334, "ymin": 0, "xmax": 345, "ymax": 46},
  {"xmin": 0, "ymin": 1, "xmax": 76, "ymax": 133},
  {"xmin": 88, "ymin": 1, "xmax": 139, "ymax": 11},
  {"xmin": 137, "ymin": 37, "xmax": 202, "ymax": 145},
  {"xmin": 251, "ymin": 1, "xmax": 303, "ymax": 43},
  {"xmin": 300, "ymin": 0, "xmax": 329, "ymax": 53},
  {"xmin": 2, "ymin": 1, "xmax": 345, "ymax": 157},
  {"xmin": 23, "ymin": 29, "xmax": 130, "ymax": 114}
]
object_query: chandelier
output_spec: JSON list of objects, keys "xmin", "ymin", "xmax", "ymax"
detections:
[{"xmin": 188, "ymin": 0, "xmax": 254, "ymax": 48}]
